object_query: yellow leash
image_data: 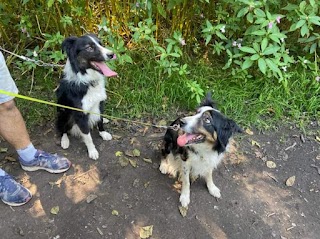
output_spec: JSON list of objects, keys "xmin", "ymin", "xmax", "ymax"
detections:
[{"xmin": 0, "ymin": 89, "xmax": 179, "ymax": 130}]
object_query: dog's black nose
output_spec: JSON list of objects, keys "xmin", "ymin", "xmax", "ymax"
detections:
[{"xmin": 107, "ymin": 53, "xmax": 115, "ymax": 59}]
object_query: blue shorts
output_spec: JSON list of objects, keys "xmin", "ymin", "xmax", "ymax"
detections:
[{"xmin": 0, "ymin": 51, "xmax": 18, "ymax": 104}]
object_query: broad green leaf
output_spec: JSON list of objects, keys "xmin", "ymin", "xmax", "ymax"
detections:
[
  {"xmin": 237, "ymin": 7, "xmax": 249, "ymax": 17},
  {"xmin": 254, "ymin": 8, "xmax": 266, "ymax": 18},
  {"xmin": 240, "ymin": 46, "xmax": 256, "ymax": 54},
  {"xmin": 310, "ymin": 43, "xmax": 317, "ymax": 54},
  {"xmin": 247, "ymin": 12, "xmax": 254, "ymax": 23},
  {"xmin": 261, "ymin": 38, "xmax": 268, "ymax": 52},
  {"xmin": 251, "ymin": 30, "xmax": 266, "ymax": 36},
  {"xmin": 309, "ymin": 16, "xmax": 320, "ymax": 26},
  {"xmin": 216, "ymin": 31, "xmax": 227, "ymax": 40},
  {"xmin": 282, "ymin": 3, "xmax": 298, "ymax": 11},
  {"xmin": 253, "ymin": 42, "xmax": 260, "ymax": 52},
  {"xmin": 250, "ymin": 54, "xmax": 260, "ymax": 61},
  {"xmin": 242, "ymin": 58, "xmax": 254, "ymax": 70},
  {"xmin": 263, "ymin": 45, "xmax": 280, "ymax": 55},
  {"xmin": 295, "ymin": 19, "xmax": 306, "ymax": 29},
  {"xmin": 258, "ymin": 58, "xmax": 267, "ymax": 74},
  {"xmin": 301, "ymin": 24, "xmax": 309, "ymax": 37},
  {"xmin": 265, "ymin": 59, "xmax": 280, "ymax": 74},
  {"xmin": 205, "ymin": 35, "xmax": 212, "ymax": 45},
  {"xmin": 170, "ymin": 53, "xmax": 180, "ymax": 57},
  {"xmin": 269, "ymin": 34, "xmax": 280, "ymax": 44},
  {"xmin": 310, "ymin": 0, "xmax": 316, "ymax": 7}
]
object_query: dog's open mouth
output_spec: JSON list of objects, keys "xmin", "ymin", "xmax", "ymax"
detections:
[
  {"xmin": 177, "ymin": 133, "xmax": 205, "ymax": 147},
  {"xmin": 91, "ymin": 61, "xmax": 118, "ymax": 77}
]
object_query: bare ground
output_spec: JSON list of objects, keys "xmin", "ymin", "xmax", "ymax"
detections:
[{"xmin": 0, "ymin": 120, "xmax": 319, "ymax": 239}]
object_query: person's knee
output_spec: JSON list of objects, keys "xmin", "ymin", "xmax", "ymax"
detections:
[{"xmin": 0, "ymin": 99, "xmax": 17, "ymax": 112}]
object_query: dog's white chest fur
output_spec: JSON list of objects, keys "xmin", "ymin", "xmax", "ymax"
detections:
[
  {"xmin": 82, "ymin": 80, "xmax": 106, "ymax": 111},
  {"xmin": 82, "ymin": 77, "xmax": 107, "ymax": 127},
  {"xmin": 187, "ymin": 144, "xmax": 225, "ymax": 177}
]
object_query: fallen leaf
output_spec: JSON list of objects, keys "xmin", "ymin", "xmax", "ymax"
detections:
[
  {"xmin": 316, "ymin": 136, "xmax": 320, "ymax": 142},
  {"xmin": 5, "ymin": 156, "xmax": 16, "ymax": 162},
  {"xmin": 115, "ymin": 151, "xmax": 123, "ymax": 157},
  {"xmin": 50, "ymin": 206, "xmax": 59, "ymax": 215},
  {"xmin": 124, "ymin": 150, "xmax": 134, "ymax": 157},
  {"xmin": 119, "ymin": 157, "xmax": 129, "ymax": 167},
  {"xmin": 143, "ymin": 158, "xmax": 152, "ymax": 164},
  {"xmin": 132, "ymin": 149, "xmax": 140, "ymax": 157},
  {"xmin": 251, "ymin": 140, "xmax": 261, "ymax": 148},
  {"xmin": 129, "ymin": 159, "xmax": 137, "ymax": 168},
  {"xmin": 0, "ymin": 147, "xmax": 8, "ymax": 153},
  {"xmin": 144, "ymin": 181, "xmax": 150, "ymax": 188},
  {"xmin": 245, "ymin": 128, "xmax": 254, "ymax": 135},
  {"xmin": 286, "ymin": 176, "xmax": 296, "ymax": 186},
  {"xmin": 111, "ymin": 210, "xmax": 119, "ymax": 216},
  {"xmin": 266, "ymin": 161, "xmax": 277, "ymax": 169},
  {"xmin": 86, "ymin": 194, "xmax": 98, "ymax": 203},
  {"xmin": 139, "ymin": 225, "xmax": 153, "ymax": 239},
  {"xmin": 179, "ymin": 206, "xmax": 188, "ymax": 217}
]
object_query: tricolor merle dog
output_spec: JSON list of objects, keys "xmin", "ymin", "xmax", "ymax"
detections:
[{"xmin": 160, "ymin": 93, "xmax": 242, "ymax": 207}]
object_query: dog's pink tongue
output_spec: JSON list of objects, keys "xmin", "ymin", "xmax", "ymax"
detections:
[
  {"xmin": 93, "ymin": 61, "xmax": 118, "ymax": 77},
  {"xmin": 177, "ymin": 133, "xmax": 193, "ymax": 147}
]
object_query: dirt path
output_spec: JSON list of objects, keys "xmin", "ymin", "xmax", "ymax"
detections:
[{"xmin": 0, "ymin": 121, "xmax": 319, "ymax": 239}]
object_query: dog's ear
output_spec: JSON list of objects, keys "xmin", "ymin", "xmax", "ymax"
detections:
[
  {"xmin": 200, "ymin": 92, "xmax": 217, "ymax": 109},
  {"xmin": 216, "ymin": 118, "xmax": 242, "ymax": 153},
  {"xmin": 62, "ymin": 36, "xmax": 78, "ymax": 55}
]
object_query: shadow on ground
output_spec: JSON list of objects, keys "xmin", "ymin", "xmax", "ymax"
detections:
[{"xmin": 0, "ymin": 120, "xmax": 319, "ymax": 239}]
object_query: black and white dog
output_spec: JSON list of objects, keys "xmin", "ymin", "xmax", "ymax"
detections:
[
  {"xmin": 160, "ymin": 93, "xmax": 242, "ymax": 207},
  {"xmin": 56, "ymin": 34, "xmax": 117, "ymax": 160}
]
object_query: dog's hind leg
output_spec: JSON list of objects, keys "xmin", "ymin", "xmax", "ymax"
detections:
[
  {"xmin": 204, "ymin": 170, "xmax": 221, "ymax": 198},
  {"xmin": 97, "ymin": 102, "xmax": 112, "ymax": 141},
  {"xmin": 179, "ymin": 161, "xmax": 191, "ymax": 207}
]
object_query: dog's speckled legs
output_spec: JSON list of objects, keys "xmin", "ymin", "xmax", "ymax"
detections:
[{"xmin": 179, "ymin": 161, "xmax": 191, "ymax": 207}]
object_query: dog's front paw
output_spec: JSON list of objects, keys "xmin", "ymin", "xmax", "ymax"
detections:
[
  {"xmin": 208, "ymin": 185, "xmax": 221, "ymax": 198},
  {"xmin": 159, "ymin": 161, "xmax": 168, "ymax": 174},
  {"xmin": 99, "ymin": 131, "xmax": 112, "ymax": 141},
  {"xmin": 88, "ymin": 148, "xmax": 99, "ymax": 160},
  {"xmin": 180, "ymin": 193, "xmax": 190, "ymax": 207},
  {"xmin": 61, "ymin": 134, "xmax": 70, "ymax": 149}
]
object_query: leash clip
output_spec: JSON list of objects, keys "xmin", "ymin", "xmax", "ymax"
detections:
[{"xmin": 169, "ymin": 124, "xmax": 180, "ymax": 131}]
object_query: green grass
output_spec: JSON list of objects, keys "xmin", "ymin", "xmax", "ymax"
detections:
[{"xmin": 9, "ymin": 57, "xmax": 320, "ymax": 130}]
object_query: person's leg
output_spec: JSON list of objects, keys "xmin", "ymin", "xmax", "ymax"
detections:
[
  {"xmin": 0, "ymin": 99, "xmax": 32, "ymax": 150},
  {"xmin": 0, "ymin": 52, "xmax": 71, "ymax": 174}
]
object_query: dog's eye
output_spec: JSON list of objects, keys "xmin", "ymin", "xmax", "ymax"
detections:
[
  {"xmin": 86, "ymin": 46, "xmax": 94, "ymax": 52},
  {"xmin": 203, "ymin": 117, "xmax": 211, "ymax": 124}
]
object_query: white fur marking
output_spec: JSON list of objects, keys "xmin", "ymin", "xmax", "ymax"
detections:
[
  {"xmin": 81, "ymin": 132, "xmax": 99, "ymax": 160},
  {"xmin": 61, "ymin": 133, "xmax": 70, "ymax": 149},
  {"xmin": 87, "ymin": 35, "xmax": 114, "ymax": 58},
  {"xmin": 99, "ymin": 131, "xmax": 112, "ymax": 140}
]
